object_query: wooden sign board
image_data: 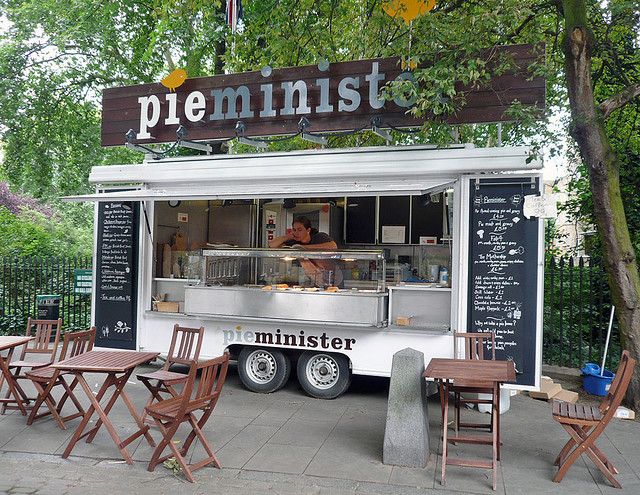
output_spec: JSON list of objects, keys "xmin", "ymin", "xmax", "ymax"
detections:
[{"xmin": 101, "ymin": 44, "xmax": 544, "ymax": 146}]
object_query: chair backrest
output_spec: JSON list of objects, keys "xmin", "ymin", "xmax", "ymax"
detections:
[
  {"xmin": 177, "ymin": 352, "xmax": 230, "ymax": 417},
  {"xmin": 19, "ymin": 318, "xmax": 63, "ymax": 360},
  {"xmin": 59, "ymin": 327, "xmax": 96, "ymax": 361},
  {"xmin": 599, "ymin": 350, "xmax": 636, "ymax": 417},
  {"xmin": 455, "ymin": 332, "xmax": 496, "ymax": 360},
  {"xmin": 165, "ymin": 324, "xmax": 205, "ymax": 368}
]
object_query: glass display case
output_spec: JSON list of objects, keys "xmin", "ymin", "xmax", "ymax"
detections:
[
  {"xmin": 199, "ymin": 248, "xmax": 385, "ymax": 291},
  {"xmin": 184, "ymin": 248, "xmax": 388, "ymax": 327}
]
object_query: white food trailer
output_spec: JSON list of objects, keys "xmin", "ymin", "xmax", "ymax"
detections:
[{"xmin": 68, "ymin": 144, "xmax": 544, "ymax": 399}]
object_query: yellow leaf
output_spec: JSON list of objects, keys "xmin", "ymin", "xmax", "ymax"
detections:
[{"xmin": 382, "ymin": 0, "xmax": 436, "ymax": 25}]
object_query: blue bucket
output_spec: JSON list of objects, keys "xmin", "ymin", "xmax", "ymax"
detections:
[
  {"xmin": 581, "ymin": 363, "xmax": 601, "ymax": 375},
  {"xmin": 583, "ymin": 369, "xmax": 615, "ymax": 396}
]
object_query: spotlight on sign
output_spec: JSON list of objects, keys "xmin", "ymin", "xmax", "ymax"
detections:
[
  {"xmin": 298, "ymin": 117, "xmax": 328, "ymax": 146},
  {"xmin": 235, "ymin": 121, "xmax": 268, "ymax": 149},
  {"xmin": 175, "ymin": 125, "xmax": 213, "ymax": 154}
]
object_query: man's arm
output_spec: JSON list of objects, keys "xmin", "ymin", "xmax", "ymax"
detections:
[
  {"xmin": 268, "ymin": 234, "xmax": 293, "ymax": 248},
  {"xmin": 300, "ymin": 240, "xmax": 337, "ymax": 250}
]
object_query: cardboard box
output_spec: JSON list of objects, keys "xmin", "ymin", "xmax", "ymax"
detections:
[
  {"xmin": 396, "ymin": 316, "xmax": 412, "ymax": 326},
  {"xmin": 554, "ymin": 389, "xmax": 579, "ymax": 404},
  {"xmin": 155, "ymin": 301, "xmax": 180, "ymax": 313},
  {"xmin": 614, "ymin": 406, "xmax": 636, "ymax": 420},
  {"xmin": 529, "ymin": 379, "xmax": 562, "ymax": 400}
]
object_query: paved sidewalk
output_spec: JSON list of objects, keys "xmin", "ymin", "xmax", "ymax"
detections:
[{"xmin": 1, "ymin": 363, "xmax": 639, "ymax": 494}]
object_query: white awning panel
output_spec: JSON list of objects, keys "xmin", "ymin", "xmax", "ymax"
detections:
[
  {"xmin": 65, "ymin": 145, "xmax": 540, "ymax": 202},
  {"xmin": 63, "ymin": 177, "xmax": 456, "ymax": 202}
]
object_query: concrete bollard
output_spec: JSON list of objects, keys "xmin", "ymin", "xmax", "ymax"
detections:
[{"xmin": 383, "ymin": 347, "xmax": 430, "ymax": 467}]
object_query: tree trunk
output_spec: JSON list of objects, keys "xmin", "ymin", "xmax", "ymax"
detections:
[{"xmin": 561, "ymin": 0, "xmax": 640, "ymax": 409}]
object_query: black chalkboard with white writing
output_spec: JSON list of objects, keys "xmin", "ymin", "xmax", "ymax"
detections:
[
  {"xmin": 467, "ymin": 177, "xmax": 540, "ymax": 387},
  {"xmin": 94, "ymin": 201, "xmax": 139, "ymax": 349}
]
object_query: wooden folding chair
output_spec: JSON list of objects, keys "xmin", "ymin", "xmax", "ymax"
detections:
[
  {"xmin": 0, "ymin": 318, "xmax": 62, "ymax": 414},
  {"xmin": 451, "ymin": 333, "xmax": 496, "ymax": 434},
  {"xmin": 552, "ymin": 350, "xmax": 636, "ymax": 488},
  {"xmin": 144, "ymin": 352, "xmax": 229, "ymax": 483},
  {"xmin": 25, "ymin": 327, "xmax": 96, "ymax": 429},
  {"xmin": 137, "ymin": 324, "xmax": 204, "ymax": 423}
]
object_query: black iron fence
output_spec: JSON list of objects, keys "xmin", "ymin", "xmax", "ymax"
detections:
[
  {"xmin": 543, "ymin": 256, "xmax": 620, "ymax": 370},
  {"xmin": 0, "ymin": 256, "xmax": 92, "ymax": 335}
]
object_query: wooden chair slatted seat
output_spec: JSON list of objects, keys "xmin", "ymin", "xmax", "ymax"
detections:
[
  {"xmin": 143, "ymin": 352, "xmax": 230, "ymax": 482},
  {"xmin": 0, "ymin": 318, "xmax": 62, "ymax": 414},
  {"xmin": 137, "ymin": 324, "xmax": 205, "ymax": 424},
  {"xmin": 551, "ymin": 350, "xmax": 636, "ymax": 488},
  {"xmin": 25, "ymin": 327, "xmax": 96, "ymax": 429}
]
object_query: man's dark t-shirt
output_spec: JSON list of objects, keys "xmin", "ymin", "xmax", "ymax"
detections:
[
  {"xmin": 281, "ymin": 229, "xmax": 342, "ymax": 286},
  {"xmin": 282, "ymin": 229, "xmax": 332, "ymax": 247}
]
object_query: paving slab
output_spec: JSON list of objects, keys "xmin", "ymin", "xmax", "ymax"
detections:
[
  {"xmin": 213, "ymin": 423, "xmax": 279, "ymax": 469},
  {"xmin": 267, "ymin": 418, "xmax": 337, "ymax": 448},
  {"xmin": 243, "ymin": 443, "xmax": 318, "ymax": 474}
]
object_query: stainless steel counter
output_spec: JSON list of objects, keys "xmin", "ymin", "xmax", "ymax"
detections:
[{"xmin": 184, "ymin": 285, "xmax": 388, "ymax": 327}]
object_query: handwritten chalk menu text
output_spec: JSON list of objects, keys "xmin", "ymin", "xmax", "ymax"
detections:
[
  {"xmin": 468, "ymin": 178, "xmax": 541, "ymax": 387},
  {"xmin": 94, "ymin": 201, "xmax": 139, "ymax": 349}
]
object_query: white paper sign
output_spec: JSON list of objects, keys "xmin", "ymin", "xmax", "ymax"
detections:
[
  {"xmin": 381, "ymin": 225, "xmax": 405, "ymax": 243},
  {"xmin": 523, "ymin": 194, "xmax": 558, "ymax": 219}
]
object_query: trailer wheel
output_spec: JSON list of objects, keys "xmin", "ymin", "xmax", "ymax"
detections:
[
  {"xmin": 297, "ymin": 351, "xmax": 351, "ymax": 399},
  {"xmin": 238, "ymin": 347, "xmax": 291, "ymax": 393}
]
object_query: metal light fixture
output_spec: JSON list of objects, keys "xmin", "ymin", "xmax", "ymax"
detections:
[
  {"xmin": 124, "ymin": 129, "xmax": 162, "ymax": 159},
  {"xmin": 235, "ymin": 121, "xmax": 268, "ymax": 149},
  {"xmin": 298, "ymin": 117, "xmax": 328, "ymax": 146},
  {"xmin": 371, "ymin": 117, "xmax": 392, "ymax": 143},
  {"xmin": 175, "ymin": 125, "xmax": 213, "ymax": 154}
]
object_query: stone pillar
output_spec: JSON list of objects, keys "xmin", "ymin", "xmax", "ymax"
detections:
[{"xmin": 383, "ymin": 348, "xmax": 430, "ymax": 467}]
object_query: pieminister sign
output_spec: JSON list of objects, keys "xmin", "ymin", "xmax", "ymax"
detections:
[{"xmin": 101, "ymin": 44, "xmax": 544, "ymax": 146}]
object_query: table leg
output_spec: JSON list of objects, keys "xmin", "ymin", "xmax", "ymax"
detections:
[
  {"xmin": 497, "ymin": 384, "xmax": 502, "ymax": 461},
  {"xmin": 62, "ymin": 373, "xmax": 107, "ymax": 459},
  {"xmin": 85, "ymin": 370, "xmax": 156, "ymax": 450},
  {"xmin": 492, "ymin": 383, "xmax": 498, "ymax": 491},
  {"xmin": 441, "ymin": 381, "xmax": 449, "ymax": 487},
  {"xmin": 70, "ymin": 373, "xmax": 134, "ymax": 464},
  {"xmin": 0, "ymin": 349, "xmax": 28, "ymax": 416},
  {"xmin": 119, "ymin": 388, "xmax": 156, "ymax": 447},
  {"xmin": 86, "ymin": 372, "xmax": 128, "ymax": 443}
]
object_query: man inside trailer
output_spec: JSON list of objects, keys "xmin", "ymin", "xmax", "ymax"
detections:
[{"xmin": 268, "ymin": 216, "xmax": 343, "ymax": 287}]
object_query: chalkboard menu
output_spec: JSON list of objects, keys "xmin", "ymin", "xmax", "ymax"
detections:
[
  {"xmin": 94, "ymin": 201, "xmax": 139, "ymax": 349},
  {"xmin": 468, "ymin": 177, "xmax": 540, "ymax": 387}
]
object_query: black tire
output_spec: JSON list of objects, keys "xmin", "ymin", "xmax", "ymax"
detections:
[
  {"xmin": 237, "ymin": 347, "xmax": 291, "ymax": 393},
  {"xmin": 297, "ymin": 351, "xmax": 351, "ymax": 399}
]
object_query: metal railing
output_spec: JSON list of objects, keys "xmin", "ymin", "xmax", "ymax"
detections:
[
  {"xmin": 0, "ymin": 256, "xmax": 92, "ymax": 335},
  {"xmin": 543, "ymin": 256, "xmax": 620, "ymax": 370}
]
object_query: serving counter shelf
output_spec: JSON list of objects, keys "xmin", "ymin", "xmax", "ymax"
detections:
[{"xmin": 184, "ymin": 285, "xmax": 388, "ymax": 327}]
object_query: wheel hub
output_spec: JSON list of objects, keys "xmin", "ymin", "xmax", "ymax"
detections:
[
  {"xmin": 246, "ymin": 350, "xmax": 277, "ymax": 383},
  {"xmin": 306, "ymin": 354, "xmax": 339, "ymax": 390}
]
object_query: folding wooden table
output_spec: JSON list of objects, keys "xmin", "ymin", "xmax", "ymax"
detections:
[
  {"xmin": 53, "ymin": 350, "xmax": 159, "ymax": 464},
  {"xmin": 0, "ymin": 336, "xmax": 35, "ymax": 415},
  {"xmin": 424, "ymin": 358, "xmax": 516, "ymax": 491}
]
